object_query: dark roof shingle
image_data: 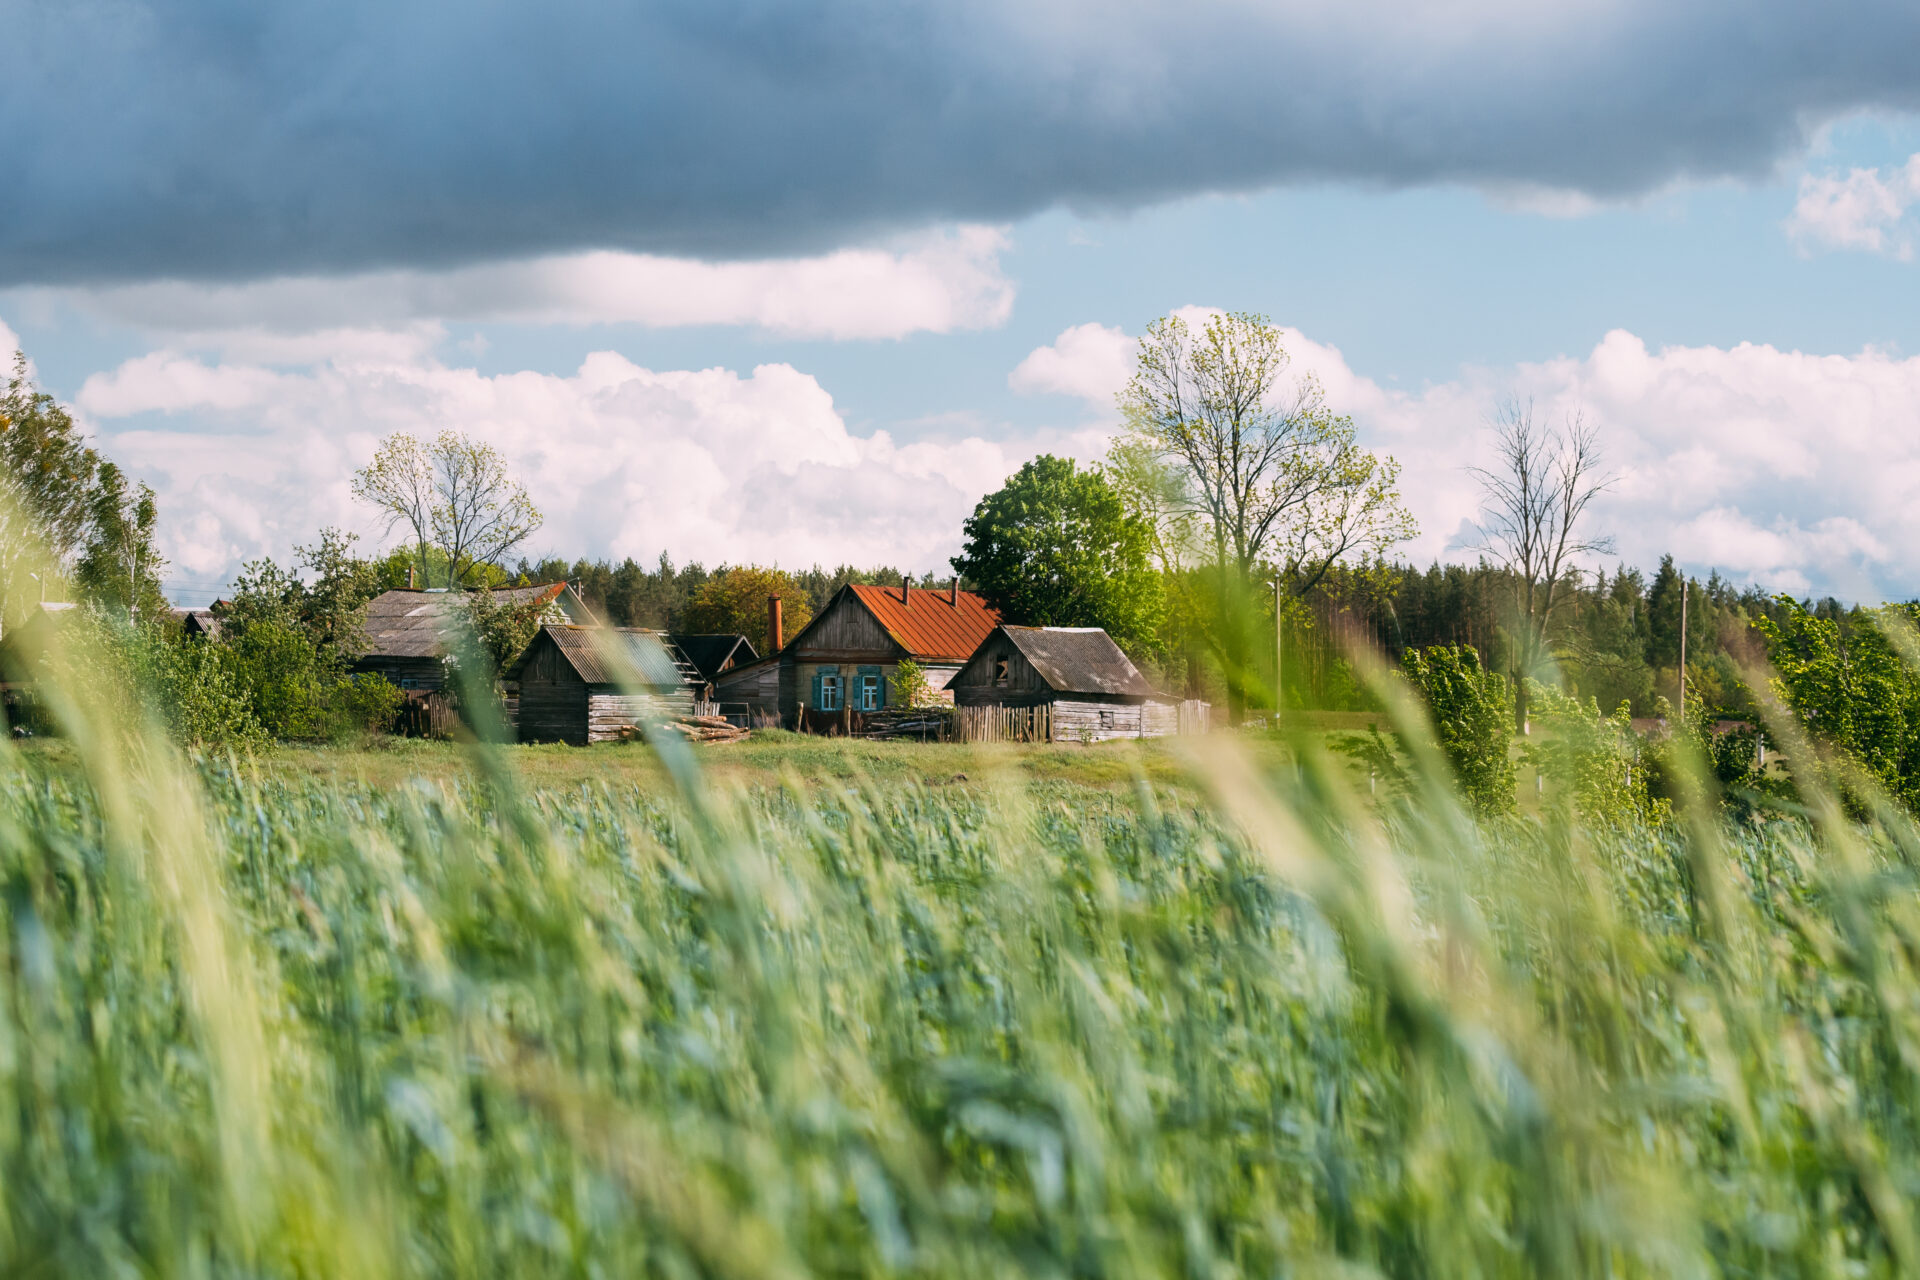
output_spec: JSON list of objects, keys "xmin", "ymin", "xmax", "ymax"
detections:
[
  {"xmin": 999, "ymin": 626, "xmax": 1165, "ymax": 698},
  {"xmin": 507, "ymin": 625, "xmax": 700, "ymax": 689},
  {"xmin": 361, "ymin": 584, "xmax": 568, "ymax": 659}
]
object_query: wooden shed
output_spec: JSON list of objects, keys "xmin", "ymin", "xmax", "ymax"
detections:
[
  {"xmin": 949, "ymin": 625, "xmax": 1184, "ymax": 741},
  {"xmin": 669, "ymin": 633, "xmax": 758, "ymax": 692},
  {"xmin": 354, "ymin": 582, "xmax": 592, "ymax": 691},
  {"xmin": 504, "ymin": 625, "xmax": 703, "ymax": 745}
]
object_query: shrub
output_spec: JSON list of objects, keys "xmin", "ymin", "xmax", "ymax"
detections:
[{"xmin": 1402, "ymin": 644, "xmax": 1515, "ymax": 816}]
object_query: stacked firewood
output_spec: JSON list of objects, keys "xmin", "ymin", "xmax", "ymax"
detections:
[{"xmin": 615, "ymin": 714, "xmax": 750, "ymax": 745}]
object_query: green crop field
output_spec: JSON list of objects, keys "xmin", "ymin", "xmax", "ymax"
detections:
[{"xmin": 6, "ymin": 696, "xmax": 1920, "ymax": 1277}]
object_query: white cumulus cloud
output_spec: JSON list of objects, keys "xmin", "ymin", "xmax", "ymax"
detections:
[
  {"xmin": 1786, "ymin": 154, "xmax": 1920, "ymax": 259},
  {"xmin": 72, "ymin": 343, "xmax": 1101, "ymax": 599},
  {"xmin": 1013, "ymin": 318, "xmax": 1920, "ymax": 600}
]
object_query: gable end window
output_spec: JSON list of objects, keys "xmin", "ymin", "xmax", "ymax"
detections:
[{"xmin": 993, "ymin": 656, "xmax": 1009, "ymax": 687}]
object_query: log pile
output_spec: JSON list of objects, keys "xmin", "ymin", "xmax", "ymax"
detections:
[
  {"xmin": 859, "ymin": 706, "xmax": 954, "ymax": 741},
  {"xmin": 614, "ymin": 714, "xmax": 750, "ymax": 745}
]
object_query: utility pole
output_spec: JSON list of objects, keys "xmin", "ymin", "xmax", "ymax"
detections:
[
  {"xmin": 1678, "ymin": 575, "xmax": 1688, "ymax": 724},
  {"xmin": 1269, "ymin": 578, "xmax": 1284, "ymax": 729}
]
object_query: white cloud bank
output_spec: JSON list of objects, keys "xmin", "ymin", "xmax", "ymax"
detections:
[
  {"xmin": 1787, "ymin": 154, "xmax": 1920, "ymax": 259},
  {"xmin": 1014, "ymin": 320, "xmax": 1920, "ymax": 600},
  {"xmin": 72, "ymin": 345, "xmax": 1105, "ymax": 601},
  {"xmin": 29, "ymin": 225, "xmax": 1015, "ymax": 360}
]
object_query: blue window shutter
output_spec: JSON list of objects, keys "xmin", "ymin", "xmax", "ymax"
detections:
[{"xmin": 811, "ymin": 670, "xmax": 821, "ymax": 709}]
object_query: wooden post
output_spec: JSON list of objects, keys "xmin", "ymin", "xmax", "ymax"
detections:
[
  {"xmin": 1272, "ymin": 579, "xmax": 1284, "ymax": 730},
  {"xmin": 1678, "ymin": 577, "xmax": 1688, "ymax": 723}
]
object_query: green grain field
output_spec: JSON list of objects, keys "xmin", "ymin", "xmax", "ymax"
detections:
[{"xmin": 6, "ymin": 686, "xmax": 1920, "ymax": 1277}]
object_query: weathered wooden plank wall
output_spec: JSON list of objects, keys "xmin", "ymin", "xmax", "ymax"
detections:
[{"xmin": 586, "ymin": 690, "xmax": 697, "ymax": 743}]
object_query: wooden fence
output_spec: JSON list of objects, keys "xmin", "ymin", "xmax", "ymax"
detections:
[
  {"xmin": 1178, "ymin": 700, "xmax": 1211, "ymax": 735},
  {"xmin": 953, "ymin": 704, "xmax": 1053, "ymax": 743}
]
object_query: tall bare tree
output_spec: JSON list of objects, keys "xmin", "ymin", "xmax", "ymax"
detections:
[
  {"xmin": 1469, "ymin": 400, "xmax": 1614, "ymax": 732},
  {"xmin": 1114, "ymin": 311, "xmax": 1415, "ymax": 720},
  {"xmin": 352, "ymin": 432, "xmax": 541, "ymax": 587}
]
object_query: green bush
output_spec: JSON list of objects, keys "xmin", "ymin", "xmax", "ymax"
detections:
[{"xmin": 1402, "ymin": 644, "xmax": 1515, "ymax": 816}]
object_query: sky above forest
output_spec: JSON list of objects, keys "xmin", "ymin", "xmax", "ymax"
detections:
[{"xmin": 4, "ymin": 0, "xmax": 1920, "ymax": 604}]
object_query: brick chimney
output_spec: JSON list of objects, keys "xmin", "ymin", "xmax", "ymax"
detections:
[
  {"xmin": 408, "ymin": 564, "xmax": 416, "ymax": 590},
  {"xmin": 768, "ymin": 595, "xmax": 784, "ymax": 652},
  {"xmin": 901, "ymin": 574, "xmax": 911, "ymax": 605},
  {"xmin": 949, "ymin": 577, "xmax": 958, "ymax": 605}
]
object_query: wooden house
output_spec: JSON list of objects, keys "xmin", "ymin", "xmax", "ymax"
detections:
[
  {"xmin": 354, "ymin": 582, "xmax": 592, "ymax": 691},
  {"xmin": 504, "ymin": 625, "xmax": 703, "ymax": 745},
  {"xmin": 949, "ymin": 625, "xmax": 1183, "ymax": 741},
  {"xmin": 765, "ymin": 580, "xmax": 1002, "ymax": 726},
  {"xmin": 0, "ymin": 603, "xmax": 79, "ymax": 730},
  {"xmin": 669, "ymin": 633, "xmax": 758, "ymax": 694}
]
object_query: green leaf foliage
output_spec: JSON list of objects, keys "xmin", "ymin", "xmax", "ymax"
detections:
[
  {"xmin": 951, "ymin": 455, "xmax": 1163, "ymax": 653},
  {"xmin": 1757, "ymin": 595, "xmax": 1920, "ymax": 811},
  {"xmin": 1401, "ymin": 644, "xmax": 1516, "ymax": 816}
]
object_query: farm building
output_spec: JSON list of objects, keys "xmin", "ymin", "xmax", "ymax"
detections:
[
  {"xmin": 949, "ymin": 625, "xmax": 1192, "ymax": 741},
  {"xmin": 0, "ymin": 603, "xmax": 79, "ymax": 729},
  {"xmin": 669, "ymin": 633, "xmax": 758, "ymax": 694},
  {"xmin": 170, "ymin": 605, "xmax": 224, "ymax": 640},
  {"xmin": 355, "ymin": 582, "xmax": 593, "ymax": 691},
  {"xmin": 711, "ymin": 597, "xmax": 789, "ymax": 722},
  {"xmin": 504, "ymin": 625, "xmax": 704, "ymax": 745},
  {"xmin": 732, "ymin": 580, "xmax": 1002, "ymax": 727}
]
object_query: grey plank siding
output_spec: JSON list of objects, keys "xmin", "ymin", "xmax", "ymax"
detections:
[
  {"xmin": 586, "ymin": 691, "xmax": 695, "ymax": 742},
  {"xmin": 1049, "ymin": 699, "xmax": 1148, "ymax": 743}
]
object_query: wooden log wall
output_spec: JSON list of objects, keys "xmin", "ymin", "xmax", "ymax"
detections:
[{"xmin": 586, "ymin": 690, "xmax": 696, "ymax": 743}]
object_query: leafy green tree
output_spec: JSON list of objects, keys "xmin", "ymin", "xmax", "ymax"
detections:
[
  {"xmin": 1757, "ymin": 597, "xmax": 1920, "ymax": 812},
  {"xmin": 1524, "ymin": 684, "xmax": 1668, "ymax": 828},
  {"xmin": 73, "ymin": 461, "xmax": 167, "ymax": 619},
  {"xmin": 681, "ymin": 566, "xmax": 814, "ymax": 654},
  {"xmin": 1, "ymin": 354, "xmax": 100, "ymax": 635},
  {"xmin": 888, "ymin": 658, "xmax": 934, "ymax": 708},
  {"xmin": 952, "ymin": 455, "xmax": 1164, "ymax": 653},
  {"xmin": 1402, "ymin": 645, "xmax": 1516, "ymax": 816},
  {"xmin": 352, "ymin": 432, "xmax": 542, "ymax": 587},
  {"xmin": 1114, "ymin": 312, "xmax": 1414, "ymax": 719},
  {"xmin": 466, "ymin": 584, "xmax": 567, "ymax": 671}
]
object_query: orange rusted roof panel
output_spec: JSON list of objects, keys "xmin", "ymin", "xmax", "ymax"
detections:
[{"xmin": 848, "ymin": 583, "xmax": 1002, "ymax": 663}]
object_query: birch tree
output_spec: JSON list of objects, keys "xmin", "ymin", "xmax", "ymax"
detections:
[
  {"xmin": 352, "ymin": 432, "xmax": 541, "ymax": 587},
  {"xmin": 1468, "ymin": 400, "xmax": 1613, "ymax": 732},
  {"xmin": 1, "ymin": 354, "xmax": 101, "ymax": 636},
  {"xmin": 1114, "ymin": 311, "xmax": 1415, "ymax": 720}
]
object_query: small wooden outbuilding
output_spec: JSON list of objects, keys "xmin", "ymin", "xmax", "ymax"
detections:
[
  {"xmin": 354, "ymin": 583, "xmax": 593, "ymax": 691},
  {"xmin": 505, "ymin": 625, "xmax": 703, "ymax": 745},
  {"xmin": 949, "ymin": 625, "xmax": 1185, "ymax": 741}
]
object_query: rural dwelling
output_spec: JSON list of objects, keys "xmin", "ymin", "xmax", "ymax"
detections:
[
  {"xmin": 355, "ymin": 582, "xmax": 593, "ymax": 691},
  {"xmin": 711, "ymin": 596, "xmax": 788, "ymax": 722},
  {"xmin": 774, "ymin": 580, "xmax": 1002, "ymax": 727},
  {"xmin": 505, "ymin": 625, "xmax": 704, "ymax": 745},
  {"xmin": 0, "ymin": 603, "xmax": 79, "ymax": 729},
  {"xmin": 669, "ymin": 633, "xmax": 758, "ymax": 695},
  {"xmin": 170, "ymin": 605, "xmax": 224, "ymax": 640},
  {"xmin": 949, "ymin": 625, "xmax": 1191, "ymax": 741}
]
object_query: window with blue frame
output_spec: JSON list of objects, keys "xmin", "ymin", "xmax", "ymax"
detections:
[
  {"xmin": 859, "ymin": 671, "xmax": 881, "ymax": 710},
  {"xmin": 815, "ymin": 667, "xmax": 842, "ymax": 711}
]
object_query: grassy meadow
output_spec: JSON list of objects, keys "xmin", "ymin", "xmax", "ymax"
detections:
[{"xmin": 6, "ymin": 688, "xmax": 1920, "ymax": 1277}]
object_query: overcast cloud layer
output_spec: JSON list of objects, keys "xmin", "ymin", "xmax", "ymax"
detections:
[{"xmin": 6, "ymin": 1, "xmax": 1920, "ymax": 284}]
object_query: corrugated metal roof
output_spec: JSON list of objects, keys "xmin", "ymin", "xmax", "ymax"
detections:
[
  {"xmin": 848, "ymin": 583, "xmax": 1002, "ymax": 663},
  {"xmin": 999, "ymin": 625, "xmax": 1167, "ymax": 698},
  {"xmin": 361, "ymin": 584, "xmax": 566, "ymax": 659},
  {"xmin": 521, "ymin": 625, "xmax": 701, "ymax": 689}
]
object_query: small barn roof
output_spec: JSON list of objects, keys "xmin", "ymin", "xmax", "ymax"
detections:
[
  {"xmin": 994, "ymin": 625, "xmax": 1167, "ymax": 699},
  {"xmin": 362, "ymin": 583, "xmax": 574, "ymax": 659},
  {"xmin": 845, "ymin": 582, "xmax": 1002, "ymax": 663},
  {"xmin": 669, "ymin": 633, "xmax": 758, "ymax": 682},
  {"xmin": 506, "ymin": 625, "xmax": 701, "ymax": 689}
]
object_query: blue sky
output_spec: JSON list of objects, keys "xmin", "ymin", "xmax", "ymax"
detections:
[{"xmin": 4, "ymin": 4, "xmax": 1920, "ymax": 604}]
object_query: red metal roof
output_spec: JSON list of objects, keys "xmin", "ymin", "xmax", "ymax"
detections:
[{"xmin": 848, "ymin": 583, "xmax": 1002, "ymax": 663}]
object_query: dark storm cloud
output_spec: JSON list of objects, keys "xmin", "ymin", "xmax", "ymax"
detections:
[{"xmin": 3, "ymin": 0, "xmax": 1918, "ymax": 284}]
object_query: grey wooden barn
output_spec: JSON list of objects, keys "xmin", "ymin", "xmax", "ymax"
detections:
[
  {"xmin": 949, "ymin": 625, "xmax": 1181, "ymax": 741},
  {"xmin": 505, "ymin": 625, "xmax": 702, "ymax": 744},
  {"xmin": 354, "ymin": 583, "xmax": 591, "ymax": 691}
]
